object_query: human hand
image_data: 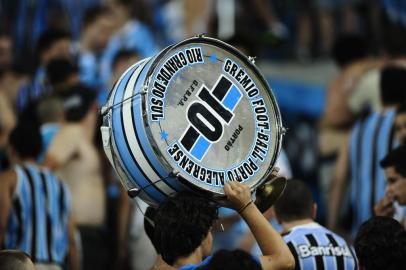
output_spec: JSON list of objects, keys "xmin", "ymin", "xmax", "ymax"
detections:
[
  {"xmin": 223, "ymin": 181, "xmax": 252, "ymax": 211},
  {"xmin": 374, "ymin": 195, "xmax": 395, "ymax": 217},
  {"xmin": 387, "ymin": 180, "xmax": 406, "ymax": 205}
]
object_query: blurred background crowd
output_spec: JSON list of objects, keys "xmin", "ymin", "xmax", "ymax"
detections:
[{"xmin": 1, "ymin": 0, "xmax": 406, "ymax": 269}]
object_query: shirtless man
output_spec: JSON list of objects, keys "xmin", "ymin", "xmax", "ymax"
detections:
[{"xmin": 44, "ymin": 84, "xmax": 108, "ymax": 269}]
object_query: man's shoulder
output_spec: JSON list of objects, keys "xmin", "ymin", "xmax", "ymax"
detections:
[
  {"xmin": 283, "ymin": 223, "xmax": 339, "ymax": 241},
  {"xmin": 178, "ymin": 256, "xmax": 212, "ymax": 270},
  {"xmin": 53, "ymin": 124, "xmax": 84, "ymax": 143},
  {"xmin": 0, "ymin": 169, "xmax": 17, "ymax": 189},
  {"xmin": 351, "ymin": 109, "xmax": 396, "ymax": 132}
]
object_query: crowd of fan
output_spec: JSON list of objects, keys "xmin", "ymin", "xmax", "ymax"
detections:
[{"xmin": 1, "ymin": 0, "xmax": 406, "ymax": 270}]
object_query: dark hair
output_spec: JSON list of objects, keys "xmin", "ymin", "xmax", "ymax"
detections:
[
  {"xmin": 274, "ymin": 179, "xmax": 314, "ymax": 222},
  {"xmin": 154, "ymin": 193, "xmax": 218, "ymax": 265},
  {"xmin": 382, "ymin": 12, "xmax": 406, "ymax": 58},
  {"xmin": 58, "ymin": 84, "xmax": 96, "ymax": 122},
  {"xmin": 82, "ymin": 6, "xmax": 110, "ymax": 29},
  {"xmin": 36, "ymin": 29, "xmax": 70, "ymax": 58},
  {"xmin": 112, "ymin": 49, "xmax": 139, "ymax": 69},
  {"xmin": 46, "ymin": 58, "xmax": 78, "ymax": 86},
  {"xmin": 9, "ymin": 123, "xmax": 42, "ymax": 159},
  {"xmin": 196, "ymin": 249, "xmax": 261, "ymax": 270},
  {"xmin": 380, "ymin": 145, "xmax": 406, "ymax": 177},
  {"xmin": 332, "ymin": 34, "xmax": 368, "ymax": 68},
  {"xmin": 354, "ymin": 216, "xmax": 406, "ymax": 270},
  {"xmin": 0, "ymin": 250, "xmax": 33, "ymax": 270},
  {"xmin": 144, "ymin": 206, "xmax": 159, "ymax": 253},
  {"xmin": 380, "ymin": 65, "xmax": 406, "ymax": 105},
  {"xmin": 396, "ymin": 103, "xmax": 406, "ymax": 115}
]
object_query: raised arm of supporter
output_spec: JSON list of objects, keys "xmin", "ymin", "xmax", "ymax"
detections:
[
  {"xmin": 43, "ymin": 125, "xmax": 81, "ymax": 169},
  {"xmin": 0, "ymin": 170, "xmax": 16, "ymax": 246},
  {"xmin": 224, "ymin": 181, "xmax": 294, "ymax": 270},
  {"xmin": 327, "ymin": 136, "xmax": 350, "ymax": 230}
]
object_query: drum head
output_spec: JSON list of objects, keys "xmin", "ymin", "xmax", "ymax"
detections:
[{"xmin": 143, "ymin": 37, "xmax": 282, "ymax": 195}]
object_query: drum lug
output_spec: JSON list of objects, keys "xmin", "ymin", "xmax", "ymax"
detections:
[
  {"xmin": 248, "ymin": 56, "xmax": 257, "ymax": 64},
  {"xmin": 169, "ymin": 171, "xmax": 180, "ymax": 178},
  {"xmin": 271, "ymin": 166, "xmax": 280, "ymax": 174},
  {"xmin": 100, "ymin": 105, "xmax": 109, "ymax": 116},
  {"xmin": 280, "ymin": 126, "xmax": 287, "ymax": 135},
  {"xmin": 128, "ymin": 187, "xmax": 141, "ymax": 198},
  {"xmin": 141, "ymin": 85, "xmax": 148, "ymax": 94}
]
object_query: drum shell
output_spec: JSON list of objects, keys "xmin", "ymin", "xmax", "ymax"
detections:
[
  {"xmin": 102, "ymin": 37, "xmax": 283, "ymax": 206},
  {"xmin": 106, "ymin": 57, "xmax": 187, "ymax": 206}
]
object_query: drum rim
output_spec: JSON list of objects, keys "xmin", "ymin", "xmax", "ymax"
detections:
[{"xmin": 142, "ymin": 36, "xmax": 284, "ymax": 194}]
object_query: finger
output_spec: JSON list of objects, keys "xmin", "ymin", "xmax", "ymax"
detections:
[
  {"xmin": 382, "ymin": 204, "xmax": 394, "ymax": 213},
  {"xmin": 224, "ymin": 182, "xmax": 232, "ymax": 195},
  {"xmin": 382, "ymin": 198, "xmax": 393, "ymax": 207},
  {"xmin": 383, "ymin": 208, "xmax": 395, "ymax": 216},
  {"xmin": 241, "ymin": 183, "xmax": 249, "ymax": 192},
  {"xmin": 229, "ymin": 180, "xmax": 238, "ymax": 190},
  {"xmin": 233, "ymin": 181, "xmax": 243, "ymax": 188}
]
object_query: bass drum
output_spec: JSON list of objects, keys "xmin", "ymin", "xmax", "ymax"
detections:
[{"xmin": 101, "ymin": 36, "xmax": 284, "ymax": 206}]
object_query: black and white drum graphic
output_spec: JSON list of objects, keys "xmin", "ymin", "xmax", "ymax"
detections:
[{"xmin": 101, "ymin": 36, "xmax": 284, "ymax": 205}]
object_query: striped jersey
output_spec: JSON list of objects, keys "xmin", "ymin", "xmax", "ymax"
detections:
[
  {"xmin": 283, "ymin": 223, "xmax": 357, "ymax": 270},
  {"xmin": 349, "ymin": 109, "xmax": 396, "ymax": 235},
  {"xmin": 3, "ymin": 164, "xmax": 71, "ymax": 265}
]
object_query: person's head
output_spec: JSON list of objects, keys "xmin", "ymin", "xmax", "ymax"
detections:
[
  {"xmin": 274, "ymin": 179, "xmax": 316, "ymax": 224},
  {"xmin": 196, "ymin": 249, "xmax": 262, "ymax": 270},
  {"xmin": 45, "ymin": 58, "xmax": 79, "ymax": 91},
  {"xmin": 380, "ymin": 65, "xmax": 406, "ymax": 106},
  {"xmin": 354, "ymin": 216, "xmax": 406, "ymax": 270},
  {"xmin": 8, "ymin": 123, "xmax": 42, "ymax": 162},
  {"xmin": 380, "ymin": 145, "xmax": 406, "ymax": 204},
  {"xmin": 144, "ymin": 206, "xmax": 160, "ymax": 253},
  {"xmin": 395, "ymin": 104, "xmax": 406, "ymax": 145},
  {"xmin": 332, "ymin": 34, "xmax": 368, "ymax": 68},
  {"xmin": 58, "ymin": 84, "xmax": 97, "ymax": 123},
  {"xmin": 112, "ymin": 49, "xmax": 139, "ymax": 83},
  {"xmin": 0, "ymin": 250, "xmax": 35, "ymax": 270},
  {"xmin": 37, "ymin": 96, "xmax": 65, "ymax": 125},
  {"xmin": 0, "ymin": 32, "xmax": 13, "ymax": 72},
  {"xmin": 82, "ymin": 6, "xmax": 114, "ymax": 52},
  {"xmin": 382, "ymin": 12, "xmax": 406, "ymax": 59},
  {"xmin": 154, "ymin": 192, "xmax": 218, "ymax": 266},
  {"xmin": 36, "ymin": 29, "xmax": 71, "ymax": 65}
]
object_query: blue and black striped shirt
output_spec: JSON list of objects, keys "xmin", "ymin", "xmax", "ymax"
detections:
[
  {"xmin": 3, "ymin": 164, "xmax": 71, "ymax": 265},
  {"xmin": 283, "ymin": 223, "xmax": 357, "ymax": 270},
  {"xmin": 349, "ymin": 109, "xmax": 396, "ymax": 235}
]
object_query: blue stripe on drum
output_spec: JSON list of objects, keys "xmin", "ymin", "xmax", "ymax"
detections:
[
  {"xmin": 190, "ymin": 136, "xmax": 210, "ymax": 161},
  {"xmin": 131, "ymin": 60, "xmax": 187, "ymax": 193},
  {"xmin": 111, "ymin": 64, "xmax": 166, "ymax": 203},
  {"xmin": 223, "ymin": 85, "xmax": 242, "ymax": 111}
]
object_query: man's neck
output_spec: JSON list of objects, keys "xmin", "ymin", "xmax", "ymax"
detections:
[
  {"xmin": 151, "ymin": 255, "xmax": 174, "ymax": 270},
  {"xmin": 16, "ymin": 158, "xmax": 37, "ymax": 166},
  {"xmin": 282, "ymin": 218, "xmax": 315, "ymax": 233},
  {"xmin": 173, "ymin": 248, "xmax": 203, "ymax": 268}
]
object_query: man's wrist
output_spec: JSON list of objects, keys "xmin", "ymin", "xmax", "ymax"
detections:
[
  {"xmin": 239, "ymin": 202, "xmax": 257, "ymax": 218},
  {"xmin": 237, "ymin": 200, "xmax": 253, "ymax": 214}
]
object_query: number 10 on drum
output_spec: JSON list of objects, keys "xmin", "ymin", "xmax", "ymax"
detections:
[{"xmin": 179, "ymin": 75, "xmax": 242, "ymax": 161}]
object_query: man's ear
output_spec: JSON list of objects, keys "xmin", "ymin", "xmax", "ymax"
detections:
[{"xmin": 312, "ymin": 203, "xmax": 317, "ymax": 220}]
